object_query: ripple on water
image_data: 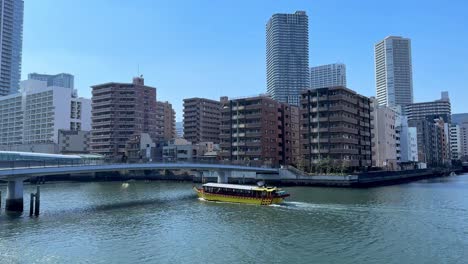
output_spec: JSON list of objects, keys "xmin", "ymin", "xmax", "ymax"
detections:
[{"xmin": 1, "ymin": 178, "xmax": 468, "ymax": 263}]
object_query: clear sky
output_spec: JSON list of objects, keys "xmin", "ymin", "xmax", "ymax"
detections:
[{"xmin": 22, "ymin": 0, "xmax": 468, "ymax": 121}]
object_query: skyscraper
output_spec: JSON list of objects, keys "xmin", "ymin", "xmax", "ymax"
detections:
[
  {"xmin": 0, "ymin": 0, "xmax": 24, "ymax": 95},
  {"xmin": 310, "ymin": 63, "xmax": 346, "ymax": 89},
  {"xmin": 28, "ymin": 73, "xmax": 74, "ymax": 89},
  {"xmin": 266, "ymin": 11, "xmax": 309, "ymax": 105},
  {"xmin": 375, "ymin": 36, "xmax": 413, "ymax": 108}
]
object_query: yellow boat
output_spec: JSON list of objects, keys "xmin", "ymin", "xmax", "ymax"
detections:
[{"xmin": 193, "ymin": 183, "xmax": 290, "ymax": 205}]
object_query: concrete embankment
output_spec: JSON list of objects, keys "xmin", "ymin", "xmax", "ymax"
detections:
[
  {"xmin": 1, "ymin": 167, "xmax": 461, "ymax": 188},
  {"xmin": 195, "ymin": 168, "xmax": 461, "ymax": 187}
]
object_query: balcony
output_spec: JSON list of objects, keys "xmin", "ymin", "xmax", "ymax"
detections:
[
  {"xmin": 329, "ymin": 94, "xmax": 358, "ymax": 104},
  {"xmin": 309, "ymin": 149, "xmax": 330, "ymax": 154},
  {"xmin": 310, "ymin": 127, "xmax": 329, "ymax": 133},
  {"xmin": 330, "ymin": 126, "xmax": 358, "ymax": 134},
  {"xmin": 310, "ymin": 138, "xmax": 329, "ymax": 143},
  {"xmin": 329, "ymin": 116, "xmax": 358, "ymax": 125},
  {"xmin": 330, "ymin": 138, "xmax": 359, "ymax": 145},
  {"xmin": 329, "ymin": 105, "xmax": 358, "ymax": 115},
  {"xmin": 329, "ymin": 148, "xmax": 359, "ymax": 155}
]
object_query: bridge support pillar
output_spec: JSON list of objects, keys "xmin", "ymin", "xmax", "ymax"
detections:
[
  {"xmin": 216, "ymin": 171, "xmax": 231, "ymax": 184},
  {"xmin": 6, "ymin": 179, "xmax": 24, "ymax": 212}
]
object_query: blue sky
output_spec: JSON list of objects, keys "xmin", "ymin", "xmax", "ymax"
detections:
[{"xmin": 22, "ymin": 0, "xmax": 468, "ymax": 120}]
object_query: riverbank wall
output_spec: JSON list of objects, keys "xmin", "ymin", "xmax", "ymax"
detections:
[
  {"xmin": 0, "ymin": 167, "xmax": 462, "ymax": 188},
  {"xmin": 194, "ymin": 168, "xmax": 462, "ymax": 187}
]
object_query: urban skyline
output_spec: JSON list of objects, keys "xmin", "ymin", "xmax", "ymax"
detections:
[{"xmin": 20, "ymin": 0, "xmax": 468, "ymax": 121}]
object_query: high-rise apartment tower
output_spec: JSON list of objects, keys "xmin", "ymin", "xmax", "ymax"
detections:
[
  {"xmin": 266, "ymin": 11, "xmax": 309, "ymax": 105},
  {"xmin": 0, "ymin": 0, "xmax": 24, "ymax": 95},
  {"xmin": 375, "ymin": 36, "xmax": 413, "ymax": 108}
]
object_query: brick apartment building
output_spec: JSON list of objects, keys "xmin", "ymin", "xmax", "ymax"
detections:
[
  {"xmin": 300, "ymin": 87, "xmax": 372, "ymax": 171},
  {"xmin": 156, "ymin": 101, "xmax": 176, "ymax": 141},
  {"xmin": 183, "ymin": 98, "xmax": 221, "ymax": 144},
  {"xmin": 219, "ymin": 95, "xmax": 299, "ymax": 167},
  {"xmin": 90, "ymin": 77, "xmax": 158, "ymax": 159}
]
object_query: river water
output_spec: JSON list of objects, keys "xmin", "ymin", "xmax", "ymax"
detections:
[{"xmin": 1, "ymin": 174, "xmax": 467, "ymax": 264}]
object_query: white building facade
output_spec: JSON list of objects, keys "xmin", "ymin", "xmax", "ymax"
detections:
[
  {"xmin": 459, "ymin": 123, "xmax": 468, "ymax": 160},
  {"xmin": 372, "ymin": 105, "xmax": 398, "ymax": 169},
  {"xmin": 450, "ymin": 125, "xmax": 461, "ymax": 160},
  {"xmin": 310, "ymin": 63, "xmax": 346, "ymax": 89},
  {"xmin": 398, "ymin": 115, "xmax": 418, "ymax": 163},
  {"xmin": 0, "ymin": 79, "xmax": 91, "ymax": 146},
  {"xmin": 375, "ymin": 36, "xmax": 413, "ymax": 108}
]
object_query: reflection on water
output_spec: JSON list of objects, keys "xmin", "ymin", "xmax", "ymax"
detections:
[{"xmin": 1, "ymin": 176, "xmax": 468, "ymax": 264}]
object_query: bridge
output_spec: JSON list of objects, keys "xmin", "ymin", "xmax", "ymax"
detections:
[{"xmin": 0, "ymin": 162, "xmax": 279, "ymax": 212}]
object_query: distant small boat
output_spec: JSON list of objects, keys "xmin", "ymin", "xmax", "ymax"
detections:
[{"xmin": 194, "ymin": 183, "xmax": 290, "ymax": 205}]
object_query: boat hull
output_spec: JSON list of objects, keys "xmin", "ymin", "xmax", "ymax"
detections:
[{"xmin": 194, "ymin": 187, "xmax": 285, "ymax": 205}]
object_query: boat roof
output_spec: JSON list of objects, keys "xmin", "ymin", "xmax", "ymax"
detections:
[{"xmin": 202, "ymin": 183, "xmax": 261, "ymax": 191}]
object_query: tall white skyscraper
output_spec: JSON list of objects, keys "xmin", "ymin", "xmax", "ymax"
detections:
[
  {"xmin": 375, "ymin": 36, "xmax": 413, "ymax": 108},
  {"xmin": 310, "ymin": 63, "xmax": 346, "ymax": 89},
  {"xmin": 0, "ymin": 0, "xmax": 23, "ymax": 95},
  {"xmin": 266, "ymin": 11, "xmax": 309, "ymax": 105}
]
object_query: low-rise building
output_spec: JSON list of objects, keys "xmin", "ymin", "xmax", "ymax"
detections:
[
  {"xmin": 125, "ymin": 133, "xmax": 156, "ymax": 162},
  {"xmin": 162, "ymin": 138, "xmax": 218, "ymax": 162},
  {"xmin": 58, "ymin": 130, "xmax": 90, "ymax": 154}
]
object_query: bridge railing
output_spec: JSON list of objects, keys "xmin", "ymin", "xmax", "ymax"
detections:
[{"xmin": 0, "ymin": 159, "xmax": 278, "ymax": 170}]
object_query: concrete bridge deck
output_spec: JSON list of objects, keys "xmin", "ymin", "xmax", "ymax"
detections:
[{"xmin": 0, "ymin": 162, "xmax": 279, "ymax": 213}]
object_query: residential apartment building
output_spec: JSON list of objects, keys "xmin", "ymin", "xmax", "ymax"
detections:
[
  {"xmin": 0, "ymin": 0, "xmax": 24, "ymax": 95},
  {"xmin": 183, "ymin": 98, "xmax": 221, "ymax": 144},
  {"xmin": 408, "ymin": 117, "xmax": 449, "ymax": 167},
  {"xmin": 266, "ymin": 11, "xmax": 309, "ymax": 105},
  {"xmin": 156, "ymin": 101, "xmax": 176, "ymax": 141},
  {"xmin": 163, "ymin": 138, "xmax": 218, "ymax": 162},
  {"xmin": 58, "ymin": 129, "xmax": 90, "ymax": 154},
  {"xmin": 404, "ymin": 92, "xmax": 452, "ymax": 123},
  {"xmin": 0, "ymin": 79, "xmax": 90, "ymax": 146},
  {"xmin": 28, "ymin": 73, "xmax": 74, "ymax": 89},
  {"xmin": 450, "ymin": 125, "xmax": 462, "ymax": 160},
  {"xmin": 452, "ymin": 113, "xmax": 468, "ymax": 125},
  {"xmin": 310, "ymin": 63, "xmax": 346, "ymax": 90},
  {"xmin": 397, "ymin": 115, "xmax": 418, "ymax": 163},
  {"xmin": 175, "ymin": 122, "xmax": 183, "ymax": 138},
  {"xmin": 219, "ymin": 95, "xmax": 299, "ymax": 166},
  {"xmin": 460, "ymin": 123, "xmax": 468, "ymax": 160},
  {"xmin": 300, "ymin": 87, "xmax": 372, "ymax": 171},
  {"xmin": 375, "ymin": 36, "xmax": 413, "ymax": 108},
  {"xmin": 125, "ymin": 133, "xmax": 156, "ymax": 162},
  {"xmin": 90, "ymin": 77, "xmax": 158, "ymax": 159},
  {"xmin": 371, "ymin": 105, "xmax": 398, "ymax": 169}
]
